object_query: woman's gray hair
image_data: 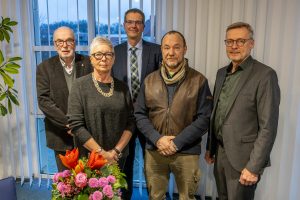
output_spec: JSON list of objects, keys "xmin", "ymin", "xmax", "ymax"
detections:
[{"xmin": 89, "ymin": 36, "xmax": 114, "ymax": 55}]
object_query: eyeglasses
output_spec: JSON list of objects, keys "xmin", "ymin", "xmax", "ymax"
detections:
[
  {"xmin": 91, "ymin": 52, "xmax": 114, "ymax": 60},
  {"xmin": 125, "ymin": 20, "xmax": 144, "ymax": 26},
  {"xmin": 55, "ymin": 39, "xmax": 75, "ymax": 47},
  {"xmin": 224, "ymin": 39, "xmax": 252, "ymax": 47}
]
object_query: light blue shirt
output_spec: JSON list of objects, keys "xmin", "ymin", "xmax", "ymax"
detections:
[{"xmin": 127, "ymin": 39, "xmax": 143, "ymax": 94}]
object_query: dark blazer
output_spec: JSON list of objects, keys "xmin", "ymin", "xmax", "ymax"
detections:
[
  {"xmin": 207, "ymin": 56, "xmax": 280, "ymax": 174},
  {"xmin": 112, "ymin": 40, "xmax": 162, "ymax": 85},
  {"xmin": 36, "ymin": 54, "xmax": 92, "ymax": 151}
]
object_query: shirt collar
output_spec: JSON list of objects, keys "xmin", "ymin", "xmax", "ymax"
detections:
[
  {"xmin": 127, "ymin": 39, "xmax": 143, "ymax": 51},
  {"xmin": 59, "ymin": 56, "xmax": 75, "ymax": 74},
  {"xmin": 227, "ymin": 55, "xmax": 252, "ymax": 73}
]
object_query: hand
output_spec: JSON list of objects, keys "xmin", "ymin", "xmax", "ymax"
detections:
[
  {"xmin": 100, "ymin": 150, "xmax": 117, "ymax": 164},
  {"xmin": 239, "ymin": 168, "xmax": 258, "ymax": 186},
  {"xmin": 66, "ymin": 124, "xmax": 74, "ymax": 136},
  {"xmin": 156, "ymin": 136, "xmax": 176, "ymax": 156},
  {"xmin": 205, "ymin": 151, "xmax": 215, "ymax": 164}
]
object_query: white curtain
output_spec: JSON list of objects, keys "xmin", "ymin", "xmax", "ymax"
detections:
[
  {"xmin": 0, "ymin": 0, "xmax": 38, "ymax": 185},
  {"xmin": 156, "ymin": 0, "xmax": 300, "ymax": 199}
]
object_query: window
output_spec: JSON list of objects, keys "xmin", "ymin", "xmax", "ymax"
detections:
[{"xmin": 33, "ymin": 0, "xmax": 155, "ymax": 187}]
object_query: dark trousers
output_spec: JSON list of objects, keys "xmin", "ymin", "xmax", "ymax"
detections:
[
  {"xmin": 54, "ymin": 150, "xmax": 69, "ymax": 172},
  {"xmin": 122, "ymin": 132, "xmax": 146, "ymax": 200},
  {"xmin": 214, "ymin": 145, "xmax": 258, "ymax": 200}
]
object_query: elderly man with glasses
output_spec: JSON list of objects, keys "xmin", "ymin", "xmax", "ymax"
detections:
[
  {"xmin": 36, "ymin": 26, "xmax": 92, "ymax": 171},
  {"xmin": 205, "ymin": 22, "xmax": 280, "ymax": 200}
]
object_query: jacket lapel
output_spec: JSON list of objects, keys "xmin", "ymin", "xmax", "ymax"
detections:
[
  {"xmin": 211, "ymin": 68, "xmax": 227, "ymax": 117},
  {"xmin": 224, "ymin": 62, "xmax": 253, "ymax": 118},
  {"xmin": 53, "ymin": 56, "xmax": 69, "ymax": 96},
  {"xmin": 141, "ymin": 40, "xmax": 150, "ymax": 82}
]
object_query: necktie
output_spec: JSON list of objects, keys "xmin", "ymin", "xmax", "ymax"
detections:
[{"xmin": 130, "ymin": 47, "xmax": 140, "ymax": 102}]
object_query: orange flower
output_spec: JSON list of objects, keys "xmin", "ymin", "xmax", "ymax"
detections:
[
  {"xmin": 74, "ymin": 160, "xmax": 85, "ymax": 174},
  {"xmin": 87, "ymin": 150, "xmax": 107, "ymax": 170},
  {"xmin": 59, "ymin": 148, "xmax": 79, "ymax": 169}
]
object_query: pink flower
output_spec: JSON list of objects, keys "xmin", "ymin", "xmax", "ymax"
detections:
[
  {"xmin": 62, "ymin": 170, "xmax": 71, "ymax": 178},
  {"xmin": 88, "ymin": 178, "xmax": 99, "ymax": 188},
  {"xmin": 75, "ymin": 172, "xmax": 87, "ymax": 188},
  {"xmin": 53, "ymin": 172, "xmax": 63, "ymax": 183},
  {"xmin": 103, "ymin": 185, "xmax": 114, "ymax": 198},
  {"xmin": 107, "ymin": 175, "xmax": 116, "ymax": 184},
  {"xmin": 91, "ymin": 191, "xmax": 103, "ymax": 200},
  {"xmin": 57, "ymin": 182, "xmax": 72, "ymax": 195},
  {"xmin": 98, "ymin": 177, "xmax": 108, "ymax": 187}
]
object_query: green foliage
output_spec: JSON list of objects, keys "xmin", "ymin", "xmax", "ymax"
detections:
[{"xmin": 0, "ymin": 16, "xmax": 21, "ymax": 116}]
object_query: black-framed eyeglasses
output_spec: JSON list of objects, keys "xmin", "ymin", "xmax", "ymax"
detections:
[
  {"xmin": 55, "ymin": 39, "xmax": 75, "ymax": 47},
  {"xmin": 91, "ymin": 52, "xmax": 114, "ymax": 60},
  {"xmin": 125, "ymin": 20, "xmax": 144, "ymax": 26},
  {"xmin": 224, "ymin": 38, "xmax": 252, "ymax": 47}
]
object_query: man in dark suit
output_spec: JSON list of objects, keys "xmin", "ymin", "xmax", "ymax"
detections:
[
  {"xmin": 36, "ymin": 26, "xmax": 92, "ymax": 171},
  {"xmin": 112, "ymin": 8, "xmax": 162, "ymax": 199},
  {"xmin": 205, "ymin": 22, "xmax": 280, "ymax": 200}
]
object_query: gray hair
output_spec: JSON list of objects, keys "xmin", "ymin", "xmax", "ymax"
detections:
[
  {"xmin": 89, "ymin": 36, "xmax": 114, "ymax": 55},
  {"xmin": 124, "ymin": 8, "xmax": 145, "ymax": 24},
  {"xmin": 226, "ymin": 22, "xmax": 254, "ymax": 39},
  {"xmin": 53, "ymin": 26, "xmax": 75, "ymax": 41}
]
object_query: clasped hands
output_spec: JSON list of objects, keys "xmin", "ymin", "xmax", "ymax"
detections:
[
  {"xmin": 156, "ymin": 136, "xmax": 177, "ymax": 156},
  {"xmin": 97, "ymin": 150, "xmax": 119, "ymax": 164}
]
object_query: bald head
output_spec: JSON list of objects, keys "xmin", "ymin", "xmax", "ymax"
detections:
[{"xmin": 53, "ymin": 26, "xmax": 75, "ymax": 41}]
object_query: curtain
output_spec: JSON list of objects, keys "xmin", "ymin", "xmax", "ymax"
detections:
[
  {"xmin": 155, "ymin": 0, "xmax": 300, "ymax": 199},
  {"xmin": 0, "ymin": 0, "xmax": 38, "ymax": 185}
]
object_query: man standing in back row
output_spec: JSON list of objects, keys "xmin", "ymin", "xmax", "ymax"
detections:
[
  {"xmin": 205, "ymin": 22, "xmax": 280, "ymax": 200},
  {"xmin": 112, "ymin": 8, "xmax": 162, "ymax": 199},
  {"xmin": 36, "ymin": 26, "xmax": 92, "ymax": 171}
]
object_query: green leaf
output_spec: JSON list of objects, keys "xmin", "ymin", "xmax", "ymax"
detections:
[
  {"xmin": 0, "ymin": 92, "xmax": 6, "ymax": 101},
  {"xmin": 0, "ymin": 104, "xmax": 8, "ymax": 116},
  {"xmin": 2, "ymin": 25, "xmax": 13, "ymax": 33},
  {"xmin": 3, "ymin": 67, "xmax": 19, "ymax": 74},
  {"xmin": 6, "ymin": 62, "xmax": 21, "ymax": 69},
  {"xmin": 0, "ymin": 70, "xmax": 14, "ymax": 87},
  {"xmin": 8, "ymin": 57, "xmax": 22, "ymax": 62},
  {"xmin": 7, "ymin": 91, "xmax": 19, "ymax": 105},
  {"xmin": 77, "ymin": 194, "xmax": 89, "ymax": 200},
  {"xmin": 2, "ymin": 17, "xmax": 10, "ymax": 24},
  {"xmin": 7, "ymin": 21, "xmax": 18, "ymax": 26},
  {"xmin": 0, "ymin": 30, "xmax": 4, "ymax": 41},
  {"xmin": 7, "ymin": 98, "xmax": 12, "ymax": 113},
  {"xmin": 0, "ymin": 51, "xmax": 4, "ymax": 65},
  {"xmin": 2, "ymin": 29, "xmax": 10, "ymax": 43}
]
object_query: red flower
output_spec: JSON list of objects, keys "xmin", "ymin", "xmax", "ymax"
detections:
[
  {"xmin": 59, "ymin": 148, "xmax": 79, "ymax": 169},
  {"xmin": 87, "ymin": 150, "xmax": 107, "ymax": 170},
  {"xmin": 74, "ymin": 160, "xmax": 85, "ymax": 174}
]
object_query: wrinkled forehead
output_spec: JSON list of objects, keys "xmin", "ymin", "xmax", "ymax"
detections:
[{"xmin": 53, "ymin": 28, "xmax": 75, "ymax": 41}]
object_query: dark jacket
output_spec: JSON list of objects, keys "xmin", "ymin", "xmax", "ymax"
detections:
[{"xmin": 36, "ymin": 54, "xmax": 92, "ymax": 151}]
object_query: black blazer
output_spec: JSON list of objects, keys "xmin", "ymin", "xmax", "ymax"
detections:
[
  {"xmin": 36, "ymin": 54, "xmax": 93, "ymax": 151},
  {"xmin": 112, "ymin": 40, "xmax": 162, "ymax": 85}
]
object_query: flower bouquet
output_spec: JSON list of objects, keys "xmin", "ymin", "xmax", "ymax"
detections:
[{"xmin": 52, "ymin": 148, "xmax": 127, "ymax": 200}]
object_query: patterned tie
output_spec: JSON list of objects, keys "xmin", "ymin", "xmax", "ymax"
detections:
[{"xmin": 130, "ymin": 47, "xmax": 140, "ymax": 102}]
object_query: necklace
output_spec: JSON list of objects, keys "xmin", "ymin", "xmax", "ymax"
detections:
[{"xmin": 92, "ymin": 73, "xmax": 114, "ymax": 97}]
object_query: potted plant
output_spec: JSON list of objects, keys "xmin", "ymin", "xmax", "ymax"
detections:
[{"xmin": 0, "ymin": 16, "xmax": 22, "ymax": 116}]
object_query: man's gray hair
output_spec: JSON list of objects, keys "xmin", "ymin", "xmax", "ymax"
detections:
[{"xmin": 226, "ymin": 22, "xmax": 254, "ymax": 39}]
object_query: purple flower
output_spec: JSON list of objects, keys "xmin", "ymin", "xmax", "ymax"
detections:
[
  {"xmin": 98, "ymin": 177, "xmax": 108, "ymax": 187},
  {"xmin": 53, "ymin": 172, "xmax": 63, "ymax": 183},
  {"xmin": 75, "ymin": 172, "xmax": 88, "ymax": 188},
  {"xmin": 57, "ymin": 182, "xmax": 72, "ymax": 195},
  {"xmin": 62, "ymin": 170, "xmax": 71, "ymax": 178},
  {"xmin": 107, "ymin": 175, "xmax": 116, "ymax": 184},
  {"xmin": 88, "ymin": 178, "xmax": 99, "ymax": 188},
  {"xmin": 103, "ymin": 185, "xmax": 114, "ymax": 198},
  {"xmin": 91, "ymin": 191, "xmax": 103, "ymax": 200}
]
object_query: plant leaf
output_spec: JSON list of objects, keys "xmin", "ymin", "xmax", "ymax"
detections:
[
  {"xmin": 2, "ymin": 29, "xmax": 10, "ymax": 43},
  {"xmin": 0, "ymin": 70, "xmax": 14, "ymax": 87},
  {"xmin": 2, "ymin": 17, "xmax": 10, "ymax": 24},
  {"xmin": 0, "ymin": 51, "xmax": 4, "ymax": 65},
  {"xmin": 0, "ymin": 29, "xmax": 4, "ymax": 41},
  {"xmin": 6, "ymin": 62, "xmax": 21, "ymax": 69},
  {"xmin": 0, "ymin": 104, "xmax": 8, "ymax": 116},
  {"xmin": 3, "ymin": 25, "xmax": 13, "ymax": 33},
  {"xmin": 3, "ymin": 67, "xmax": 19, "ymax": 74},
  {"xmin": 8, "ymin": 57, "xmax": 22, "ymax": 62},
  {"xmin": 0, "ymin": 93, "xmax": 6, "ymax": 101},
  {"xmin": 7, "ymin": 98, "xmax": 12, "ymax": 113},
  {"xmin": 7, "ymin": 21, "xmax": 18, "ymax": 26},
  {"xmin": 8, "ymin": 91, "xmax": 19, "ymax": 105}
]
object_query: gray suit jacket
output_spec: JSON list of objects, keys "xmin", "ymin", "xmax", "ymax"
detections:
[
  {"xmin": 207, "ymin": 56, "xmax": 280, "ymax": 174},
  {"xmin": 36, "ymin": 54, "xmax": 93, "ymax": 151}
]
